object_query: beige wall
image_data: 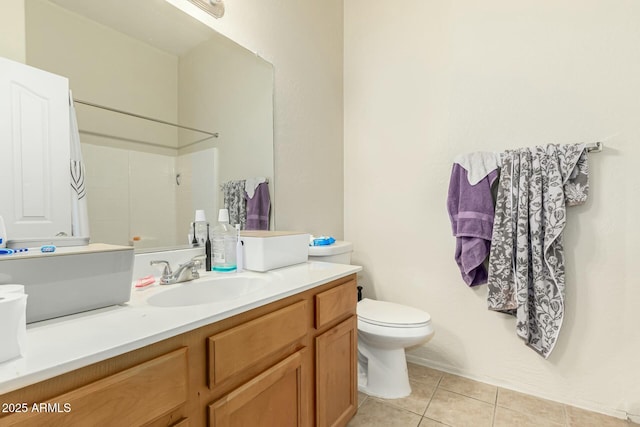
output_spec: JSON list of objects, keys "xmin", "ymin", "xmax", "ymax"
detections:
[
  {"xmin": 345, "ymin": 0, "xmax": 640, "ymax": 420},
  {"xmin": 169, "ymin": 0, "xmax": 345, "ymax": 237},
  {"xmin": 0, "ymin": 0, "xmax": 25, "ymax": 62}
]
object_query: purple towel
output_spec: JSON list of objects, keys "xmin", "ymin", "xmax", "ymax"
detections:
[
  {"xmin": 246, "ymin": 182, "xmax": 271, "ymax": 230},
  {"xmin": 447, "ymin": 163, "xmax": 498, "ymax": 286}
]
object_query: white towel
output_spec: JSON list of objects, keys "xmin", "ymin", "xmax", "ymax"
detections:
[
  {"xmin": 245, "ymin": 176, "xmax": 267, "ymax": 199},
  {"xmin": 453, "ymin": 151, "xmax": 501, "ymax": 185},
  {"xmin": 69, "ymin": 91, "xmax": 90, "ymax": 238}
]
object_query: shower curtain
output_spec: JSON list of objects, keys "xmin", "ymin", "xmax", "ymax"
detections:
[{"xmin": 69, "ymin": 92, "xmax": 90, "ymax": 238}]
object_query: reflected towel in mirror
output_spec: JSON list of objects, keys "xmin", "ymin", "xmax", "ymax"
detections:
[{"xmin": 246, "ymin": 182, "xmax": 270, "ymax": 230}]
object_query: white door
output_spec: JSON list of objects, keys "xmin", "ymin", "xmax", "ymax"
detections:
[{"xmin": 0, "ymin": 57, "xmax": 71, "ymax": 240}]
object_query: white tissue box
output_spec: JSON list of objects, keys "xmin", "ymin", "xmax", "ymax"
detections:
[
  {"xmin": 0, "ymin": 244, "xmax": 133, "ymax": 323},
  {"xmin": 0, "ymin": 286, "xmax": 28, "ymax": 363},
  {"xmin": 240, "ymin": 231, "xmax": 309, "ymax": 272}
]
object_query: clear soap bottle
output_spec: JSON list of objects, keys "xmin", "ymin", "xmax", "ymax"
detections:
[{"xmin": 212, "ymin": 209, "xmax": 237, "ymax": 272}]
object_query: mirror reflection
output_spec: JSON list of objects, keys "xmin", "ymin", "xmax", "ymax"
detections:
[{"xmin": 24, "ymin": 0, "xmax": 275, "ymax": 251}]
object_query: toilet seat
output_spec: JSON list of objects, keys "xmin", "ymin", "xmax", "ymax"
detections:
[{"xmin": 357, "ymin": 298, "xmax": 431, "ymax": 329}]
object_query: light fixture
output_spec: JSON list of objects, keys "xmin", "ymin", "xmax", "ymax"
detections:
[{"xmin": 189, "ymin": 0, "xmax": 225, "ymax": 19}]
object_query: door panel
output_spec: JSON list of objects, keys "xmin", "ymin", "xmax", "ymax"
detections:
[{"xmin": 0, "ymin": 57, "xmax": 71, "ymax": 239}]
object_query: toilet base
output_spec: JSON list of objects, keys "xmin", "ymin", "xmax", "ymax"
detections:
[{"xmin": 357, "ymin": 346, "xmax": 411, "ymax": 399}]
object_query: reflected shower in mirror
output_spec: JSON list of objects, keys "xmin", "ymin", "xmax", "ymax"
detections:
[{"xmin": 24, "ymin": 0, "xmax": 274, "ymax": 251}]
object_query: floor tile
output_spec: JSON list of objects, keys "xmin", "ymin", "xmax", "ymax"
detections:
[
  {"xmin": 357, "ymin": 391, "xmax": 368, "ymax": 408},
  {"xmin": 374, "ymin": 378, "xmax": 437, "ymax": 415},
  {"xmin": 348, "ymin": 398, "xmax": 422, "ymax": 427},
  {"xmin": 497, "ymin": 387, "xmax": 566, "ymax": 424},
  {"xmin": 419, "ymin": 417, "xmax": 450, "ymax": 426},
  {"xmin": 438, "ymin": 373, "xmax": 497, "ymax": 404},
  {"xmin": 566, "ymin": 405, "xmax": 632, "ymax": 426},
  {"xmin": 424, "ymin": 388, "xmax": 494, "ymax": 427},
  {"xmin": 494, "ymin": 406, "xmax": 564, "ymax": 427},
  {"xmin": 353, "ymin": 364, "xmax": 636, "ymax": 427},
  {"xmin": 408, "ymin": 363, "xmax": 444, "ymax": 387}
]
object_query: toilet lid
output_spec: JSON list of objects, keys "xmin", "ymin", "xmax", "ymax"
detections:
[
  {"xmin": 308, "ymin": 241, "xmax": 353, "ymax": 256},
  {"xmin": 357, "ymin": 298, "xmax": 431, "ymax": 328}
]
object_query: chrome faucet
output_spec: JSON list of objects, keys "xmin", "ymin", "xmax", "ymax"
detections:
[{"xmin": 150, "ymin": 255, "xmax": 205, "ymax": 285}]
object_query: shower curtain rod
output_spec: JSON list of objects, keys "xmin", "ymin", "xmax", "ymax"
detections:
[{"xmin": 73, "ymin": 98, "xmax": 220, "ymax": 139}]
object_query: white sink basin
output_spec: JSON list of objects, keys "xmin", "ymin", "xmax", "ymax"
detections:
[{"xmin": 146, "ymin": 275, "xmax": 269, "ymax": 307}]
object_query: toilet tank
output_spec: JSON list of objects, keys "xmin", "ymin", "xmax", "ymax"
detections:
[{"xmin": 308, "ymin": 241, "xmax": 353, "ymax": 264}]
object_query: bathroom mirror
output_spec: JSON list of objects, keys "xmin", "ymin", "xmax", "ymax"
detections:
[{"xmin": 23, "ymin": 0, "xmax": 275, "ymax": 251}]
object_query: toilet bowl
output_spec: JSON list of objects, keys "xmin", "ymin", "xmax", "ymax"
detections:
[
  {"xmin": 357, "ymin": 298, "xmax": 433, "ymax": 398},
  {"xmin": 309, "ymin": 241, "xmax": 434, "ymax": 399}
]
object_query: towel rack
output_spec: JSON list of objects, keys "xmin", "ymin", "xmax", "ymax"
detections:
[
  {"xmin": 586, "ymin": 141, "xmax": 603, "ymax": 153},
  {"xmin": 221, "ymin": 178, "xmax": 270, "ymax": 185}
]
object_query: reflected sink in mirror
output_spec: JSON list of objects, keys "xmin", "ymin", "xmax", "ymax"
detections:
[{"xmin": 146, "ymin": 275, "xmax": 270, "ymax": 308}]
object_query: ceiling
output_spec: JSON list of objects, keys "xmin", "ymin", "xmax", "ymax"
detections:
[{"xmin": 49, "ymin": 0, "xmax": 216, "ymax": 56}]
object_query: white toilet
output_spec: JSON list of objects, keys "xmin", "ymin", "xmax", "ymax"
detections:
[{"xmin": 309, "ymin": 241, "xmax": 434, "ymax": 399}]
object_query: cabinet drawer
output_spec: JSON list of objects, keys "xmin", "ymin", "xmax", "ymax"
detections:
[
  {"xmin": 209, "ymin": 350, "xmax": 304, "ymax": 427},
  {"xmin": 2, "ymin": 347, "xmax": 188, "ymax": 427},
  {"xmin": 315, "ymin": 279, "xmax": 357, "ymax": 330},
  {"xmin": 208, "ymin": 300, "xmax": 308, "ymax": 387}
]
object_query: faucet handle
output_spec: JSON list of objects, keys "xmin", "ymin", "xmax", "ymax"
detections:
[
  {"xmin": 150, "ymin": 260, "xmax": 172, "ymax": 277},
  {"xmin": 191, "ymin": 255, "xmax": 206, "ymax": 273},
  {"xmin": 191, "ymin": 259, "xmax": 202, "ymax": 279},
  {"xmin": 190, "ymin": 254, "xmax": 206, "ymax": 263}
]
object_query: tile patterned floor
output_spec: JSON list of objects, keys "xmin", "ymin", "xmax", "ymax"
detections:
[{"xmin": 348, "ymin": 363, "xmax": 636, "ymax": 427}]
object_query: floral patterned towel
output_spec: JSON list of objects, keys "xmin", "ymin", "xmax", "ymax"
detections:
[
  {"xmin": 221, "ymin": 180, "xmax": 247, "ymax": 229},
  {"xmin": 487, "ymin": 144, "xmax": 589, "ymax": 358}
]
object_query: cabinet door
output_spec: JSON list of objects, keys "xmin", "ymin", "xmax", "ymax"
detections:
[
  {"xmin": 316, "ymin": 316, "xmax": 357, "ymax": 427},
  {"xmin": 0, "ymin": 57, "xmax": 71, "ymax": 239},
  {"xmin": 209, "ymin": 351, "xmax": 304, "ymax": 427}
]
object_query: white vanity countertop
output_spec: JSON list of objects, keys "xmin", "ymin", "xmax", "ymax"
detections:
[{"xmin": 0, "ymin": 261, "xmax": 361, "ymax": 394}]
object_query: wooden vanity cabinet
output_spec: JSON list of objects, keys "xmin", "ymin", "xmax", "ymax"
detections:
[
  {"xmin": 207, "ymin": 277, "xmax": 358, "ymax": 427},
  {"xmin": 0, "ymin": 274, "xmax": 358, "ymax": 427},
  {"xmin": 314, "ymin": 280, "xmax": 358, "ymax": 427}
]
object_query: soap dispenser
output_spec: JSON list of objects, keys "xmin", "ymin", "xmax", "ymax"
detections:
[{"xmin": 212, "ymin": 209, "xmax": 237, "ymax": 272}]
